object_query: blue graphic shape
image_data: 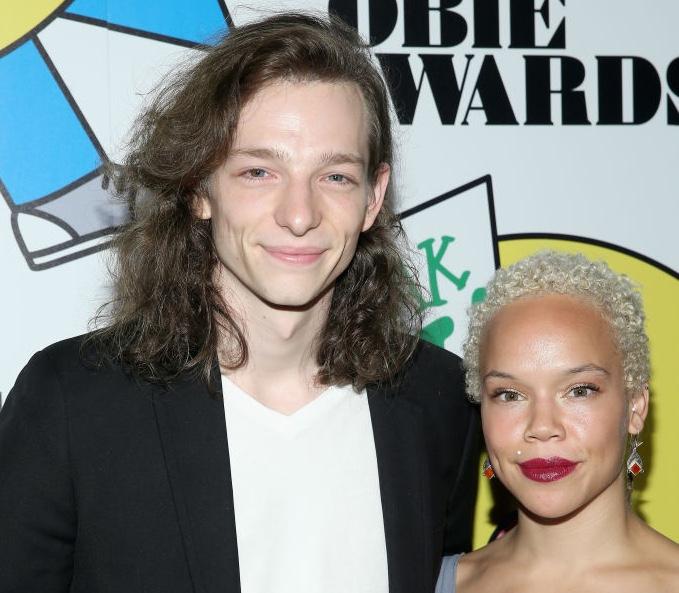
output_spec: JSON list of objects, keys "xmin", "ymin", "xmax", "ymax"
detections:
[
  {"xmin": 66, "ymin": 0, "xmax": 229, "ymax": 44},
  {"xmin": 0, "ymin": 40, "xmax": 100, "ymax": 206}
]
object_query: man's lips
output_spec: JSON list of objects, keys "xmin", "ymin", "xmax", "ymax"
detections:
[
  {"xmin": 263, "ymin": 246, "xmax": 326, "ymax": 264},
  {"xmin": 518, "ymin": 457, "xmax": 578, "ymax": 483}
]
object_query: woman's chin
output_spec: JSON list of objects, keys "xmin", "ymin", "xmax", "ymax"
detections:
[{"xmin": 515, "ymin": 494, "xmax": 589, "ymax": 524}]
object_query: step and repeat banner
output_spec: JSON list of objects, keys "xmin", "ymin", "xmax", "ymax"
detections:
[{"xmin": 1, "ymin": 1, "xmax": 677, "ymax": 546}]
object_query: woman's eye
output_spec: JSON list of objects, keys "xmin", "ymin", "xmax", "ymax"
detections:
[
  {"xmin": 569, "ymin": 384, "xmax": 598, "ymax": 398},
  {"xmin": 495, "ymin": 390, "xmax": 524, "ymax": 402}
]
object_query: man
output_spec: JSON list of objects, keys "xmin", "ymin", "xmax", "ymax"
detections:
[{"xmin": 0, "ymin": 13, "xmax": 479, "ymax": 593}]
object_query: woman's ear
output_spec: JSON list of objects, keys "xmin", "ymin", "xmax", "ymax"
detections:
[{"xmin": 628, "ymin": 384, "xmax": 649, "ymax": 435}]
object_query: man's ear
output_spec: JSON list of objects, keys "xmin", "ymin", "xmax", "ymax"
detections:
[
  {"xmin": 628, "ymin": 384, "xmax": 650, "ymax": 435},
  {"xmin": 362, "ymin": 163, "xmax": 390, "ymax": 232},
  {"xmin": 194, "ymin": 192, "xmax": 212, "ymax": 220}
]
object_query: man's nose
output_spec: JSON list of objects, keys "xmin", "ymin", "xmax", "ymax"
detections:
[
  {"xmin": 273, "ymin": 178, "xmax": 322, "ymax": 236},
  {"xmin": 524, "ymin": 398, "xmax": 566, "ymax": 442}
]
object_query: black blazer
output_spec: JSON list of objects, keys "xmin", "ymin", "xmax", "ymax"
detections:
[{"xmin": 0, "ymin": 336, "xmax": 479, "ymax": 593}]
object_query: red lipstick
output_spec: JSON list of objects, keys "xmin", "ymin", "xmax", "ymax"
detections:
[{"xmin": 518, "ymin": 457, "xmax": 577, "ymax": 482}]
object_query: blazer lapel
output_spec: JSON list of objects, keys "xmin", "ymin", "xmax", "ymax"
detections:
[
  {"xmin": 152, "ymin": 366, "xmax": 241, "ymax": 593},
  {"xmin": 152, "ymin": 367, "xmax": 429, "ymax": 593},
  {"xmin": 369, "ymin": 382, "xmax": 429, "ymax": 593}
]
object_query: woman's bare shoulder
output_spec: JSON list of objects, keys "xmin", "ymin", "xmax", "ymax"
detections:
[
  {"xmin": 629, "ymin": 521, "xmax": 679, "ymax": 590},
  {"xmin": 580, "ymin": 525, "xmax": 679, "ymax": 593},
  {"xmin": 456, "ymin": 533, "xmax": 514, "ymax": 586}
]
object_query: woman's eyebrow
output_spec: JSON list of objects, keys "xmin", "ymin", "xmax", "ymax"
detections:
[
  {"xmin": 483, "ymin": 370, "xmax": 516, "ymax": 381},
  {"xmin": 565, "ymin": 364, "xmax": 610, "ymax": 376}
]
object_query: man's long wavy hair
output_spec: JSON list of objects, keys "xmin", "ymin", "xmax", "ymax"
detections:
[{"xmin": 95, "ymin": 12, "xmax": 423, "ymax": 391}]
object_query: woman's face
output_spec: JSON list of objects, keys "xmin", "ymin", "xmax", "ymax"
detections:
[{"xmin": 479, "ymin": 293, "xmax": 647, "ymax": 520}]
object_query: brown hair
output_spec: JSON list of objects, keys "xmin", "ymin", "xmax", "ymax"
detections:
[{"xmin": 95, "ymin": 12, "xmax": 422, "ymax": 390}]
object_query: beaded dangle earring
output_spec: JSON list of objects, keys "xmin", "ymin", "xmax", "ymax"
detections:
[
  {"xmin": 626, "ymin": 435, "xmax": 644, "ymax": 478},
  {"xmin": 482, "ymin": 457, "xmax": 495, "ymax": 480}
]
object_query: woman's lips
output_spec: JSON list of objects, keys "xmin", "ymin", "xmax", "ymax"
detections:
[{"xmin": 518, "ymin": 457, "xmax": 578, "ymax": 482}]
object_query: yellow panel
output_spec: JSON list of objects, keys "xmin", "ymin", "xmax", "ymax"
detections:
[
  {"xmin": 472, "ymin": 238, "xmax": 679, "ymax": 548},
  {"xmin": 0, "ymin": 1, "xmax": 65, "ymax": 52}
]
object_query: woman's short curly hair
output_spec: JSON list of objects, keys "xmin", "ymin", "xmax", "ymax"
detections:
[{"xmin": 463, "ymin": 250, "xmax": 650, "ymax": 402}]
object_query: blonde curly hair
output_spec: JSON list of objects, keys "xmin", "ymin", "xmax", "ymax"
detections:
[{"xmin": 463, "ymin": 250, "xmax": 650, "ymax": 402}]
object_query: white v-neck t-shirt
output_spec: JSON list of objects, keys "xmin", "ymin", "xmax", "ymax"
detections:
[{"xmin": 221, "ymin": 375, "xmax": 388, "ymax": 593}]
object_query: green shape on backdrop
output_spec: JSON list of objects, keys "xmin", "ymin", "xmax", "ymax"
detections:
[{"xmin": 421, "ymin": 316, "xmax": 455, "ymax": 348}]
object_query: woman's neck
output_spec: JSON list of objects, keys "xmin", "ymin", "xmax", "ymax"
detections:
[{"xmin": 506, "ymin": 474, "xmax": 643, "ymax": 568}]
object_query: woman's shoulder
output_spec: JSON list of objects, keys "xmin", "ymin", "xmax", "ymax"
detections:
[
  {"xmin": 436, "ymin": 554, "xmax": 463, "ymax": 593},
  {"xmin": 634, "ymin": 523, "xmax": 679, "ymax": 589},
  {"xmin": 454, "ymin": 535, "xmax": 514, "ymax": 590},
  {"xmin": 589, "ymin": 520, "xmax": 679, "ymax": 592}
]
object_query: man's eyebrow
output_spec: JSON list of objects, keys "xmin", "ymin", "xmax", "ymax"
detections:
[
  {"xmin": 230, "ymin": 147, "xmax": 291, "ymax": 161},
  {"xmin": 228, "ymin": 148, "xmax": 365, "ymax": 168},
  {"xmin": 565, "ymin": 364, "xmax": 610, "ymax": 376},
  {"xmin": 318, "ymin": 151, "xmax": 365, "ymax": 167}
]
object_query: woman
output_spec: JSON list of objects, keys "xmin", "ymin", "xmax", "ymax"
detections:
[{"xmin": 437, "ymin": 251, "xmax": 679, "ymax": 592}]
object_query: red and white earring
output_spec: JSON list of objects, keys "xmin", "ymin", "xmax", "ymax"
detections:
[
  {"xmin": 482, "ymin": 457, "xmax": 495, "ymax": 480},
  {"xmin": 626, "ymin": 435, "xmax": 644, "ymax": 478}
]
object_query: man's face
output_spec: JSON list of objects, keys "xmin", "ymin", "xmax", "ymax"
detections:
[{"xmin": 199, "ymin": 80, "xmax": 389, "ymax": 310}]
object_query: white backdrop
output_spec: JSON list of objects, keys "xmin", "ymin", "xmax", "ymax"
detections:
[{"xmin": 1, "ymin": 0, "xmax": 677, "ymax": 544}]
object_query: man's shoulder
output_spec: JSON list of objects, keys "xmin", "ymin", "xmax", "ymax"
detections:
[
  {"xmin": 2, "ymin": 333, "xmax": 169, "ymax": 444},
  {"xmin": 388, "ymin": 339, "xmax": 469, "ymax": 405},
  {"xmin": 39, "ymin": 332, "xmax": 90, "ymax": 361},
  {"xmin": 29, "ymin": 332, "xmax": 113, "ymax": 378},
  {"xmin": 8, "ymin": 332, "xmax": 137, "ymax": 406},
  {"xmin": 401, "ymin": 339, "xmax": 464, "ymax": 383},
  {"xmin": 391, "ymin": 340, "xmax": 479, "ymax": 458}
]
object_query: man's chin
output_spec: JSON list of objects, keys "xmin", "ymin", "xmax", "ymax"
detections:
[{"xmin": 258, "ymin": 284, "xmax": 334, "ymax": 312}]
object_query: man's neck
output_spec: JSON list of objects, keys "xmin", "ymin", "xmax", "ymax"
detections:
[{"xmin": 219, "ymin": 282, "xmax": 332, "ymax": 415}]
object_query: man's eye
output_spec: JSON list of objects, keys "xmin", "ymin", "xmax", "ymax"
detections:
[
  {"xmin": 569, "ymin": 384, "xmax": 598, "ymax": 398},
  {"xmin": 327, "ymin": 173, "xmax": 349, "ymax": 184},
  {"xmin": 245, "ymin": 168, "xmax": 268, "ymax": 178}
]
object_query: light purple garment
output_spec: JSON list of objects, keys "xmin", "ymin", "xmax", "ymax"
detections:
[{"xmin": 436, "ymin": 554, "xmax": 463, "ymax": 593}]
